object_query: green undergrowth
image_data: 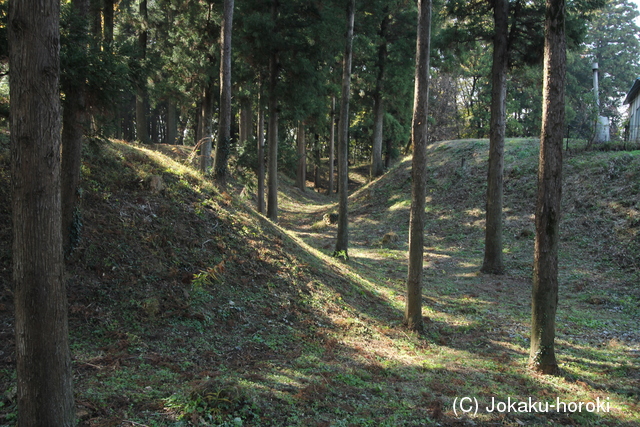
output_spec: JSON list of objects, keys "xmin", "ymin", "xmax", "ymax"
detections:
[{"xmin": 0, "ymin": 137, "xmax": 638, "ymax": 426}]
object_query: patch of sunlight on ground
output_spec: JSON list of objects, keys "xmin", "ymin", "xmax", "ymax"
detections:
[
  {"xmin": 350, "ymin": 248, "xmax": 406, "ymax": 262},
  {"xmin": 425, "ymin": 251, "xmax": 452, "ymax": 259},
  {"xmin": 352, "ymin": 216, "xmax": 382, "ymax": 227},
  {"xmin": 505, "ymin": 214, "xmax": 533, "ymax": 222},
  {"xmin": 389, "ymin": 201, "xmax": 411, "ymax": 212},
  {"xmin": 129, "ymin": 142, "xmax": 216, "ymax": 189},
  {"xmin": 466, "ymin": 208, "xmax": 483, "ymax": 217},
  {"xmin": 457, "ymin": 261, "xmax": 478, "ymax": 269}
]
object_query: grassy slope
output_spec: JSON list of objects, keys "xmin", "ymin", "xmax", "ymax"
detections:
[{"xmin": 0, "ymin": 136, "xmax": 638, "ymax": 426}]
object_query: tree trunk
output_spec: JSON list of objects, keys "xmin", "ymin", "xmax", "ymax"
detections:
[
  {"xmin": 405, "ymin": 0, "xmax": 431, "ymax": 332},
  {"xmin": 213, "ymin": 0, "xmax": 234, "ymax": 184},
  {"xmin": 257, "ymin": 88, "xmax": 266, "ymax": 213},
  {"xmin": 296, "ymin": 121, "xmax": 306, "ymax": 192},
  {"xmin": 328, "ymin": 96, "xmax": 336, "ymax": 195},
  {"xmin": 61, "ymin": 85, "xmax": 86, "ymax": 255},
  {"xmin": 200, "ymin": 82, "xmax": 215, "ymax": 172},
  {"xmin": 135, "ymin": 0, "xmax": 149, "ymax": 144},
  {"xmin": 266, "ymin": 0, "xmax": 280, "ymax": 221},
  {"xmin": 385, "ymin": 137, "xmax": 392, "ymax": 168},
  {"xmin": 313, "ymin": 133, "xmax": 321, "ymax": 189},
  {"xmin": 135, "ymin": 91, "xmax": 149, "ymax": 143},
  {"xmin": 530, "ymin": 0, "xmax": 566, "ymax": 376},
  {"xmin": 61, "ymin": 0, "xmax": 90, "ymax": 254},
  {"xmin": 104, "ymin": 0, "xmax": 114, "ymax": 46},
  {"xmin": 167, "ymin": 99, "xmax": 178, "ymax": 144},
  {"xmin": 371, "ymin": 12, "xmax": 389, "ymax": 179},
  {"xmin": 90, "ymin": 0, "xmax": 101, "ymax": 40},
  {"xmin": 371, "ymin": 94, "xmax": 385, "ymax": 177},
  {"xmin": 481, "ymin": 0, "xmax": 509, "ymax": 275},
  {"xmin": 150, "ymin": 108, "xmax": 158, "ymax": 143},
  {"xmin": 239, "ymin": 96, "xmax": 252, "ymax": 148},
  {"xmin": 334, "ymin": 0, "xmax": 356, "ymax": 259},
  {"xmin": 195, "ymin": 99, "xmax": 203, "ymax": 144},
  {"xmin": 9, "ymin": 0, "xmax": 75, "ymax": 423}
]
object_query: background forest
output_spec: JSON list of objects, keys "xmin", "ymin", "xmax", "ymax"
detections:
[
  {"xmin": 2, "ymin": 0, "xmax": 639, "ymax": 165},
  {"xmin": 1, "ymin": 0, "xmax": 640, "ymax": 426}
]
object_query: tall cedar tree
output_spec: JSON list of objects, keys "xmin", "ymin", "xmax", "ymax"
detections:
[
  {"xmin": 257, "ymin": 85, "xmax": 266, "ymax": 213},
  {"xmin": 266, "ymin": 0, "xmax": 280, "ymax": 221},
  {"xmin": 481, "ymin": 0, "xmax": 509, "ymax": 274},
  {"xmin": 213, "ymin": 0, "xmax": 234, "ymax": 184},
  {"xmin": 9, "ymin": 0, "xmax": 75, "ymax": 423},
  {"xmin": 530, "ymin": 0, "xmax": 566, "ymax": 375},
  {"xmin": 370, "ymin": 8, "xmax": 390, "ymax": 178},
  {"xmin": 61, "ymin": 0, "xmax": 90, "ymax": 254},
  {"xmin": 405, "ymin": 0, "xmax": 431, "ymax": 332},
  {"xmin": 334, "ymin": 0, "xmax": 356, "ymax": 259},
  {"xmin": 328, "ymin": 96, "xmax": 336, "ymax": 195},
  {"xmin": 136, "ymin": 0, "xmax": 150, "ymax": 144},
  {"xmin": 296, "ymin": 121, "xmax": 306, "ymax": 191},
  {"xmin": 200, "ymin": 75, "xmax": 215, "ymax": 171},
  {"xmin": 444, "ymin": 0, "xmax": 543, "ymax": 273}
]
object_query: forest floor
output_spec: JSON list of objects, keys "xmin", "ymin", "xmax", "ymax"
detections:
[{"xmin": 0, "ymin": 135, "xmax": 639, "ymax": 426}]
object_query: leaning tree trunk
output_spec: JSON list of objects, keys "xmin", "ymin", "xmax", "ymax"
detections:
[
  {"xmin": 530, "ymin": 0, "xmax": 566, "ymax": 376},
  {"xmin": 9, "ymin": 0, "xmax": 75, "ymax": 423},
  {"xmin": 334, "ymin": 0, "xmax": 356, "ymax": 259},
  {"xmin": 405, "ymin": 0, "xmax": 432, "ymax": 333},
  {"xmin": 213, "ymin": 0, "xmax": 234, "ymax": 184},
  {"xmin": 481, "ymin": 0, "xmax": 509, "ymax": 275}
]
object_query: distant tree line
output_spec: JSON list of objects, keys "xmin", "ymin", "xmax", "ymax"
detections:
[
  {"xmin": 6, "ymin": 0, "xmax": 638, "ymax": 423},
  {"xmin": 4, "ymin": 0, "xmax": 636, "ymax": 169}
]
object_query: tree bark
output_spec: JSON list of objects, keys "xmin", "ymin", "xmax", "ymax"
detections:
[
  {"xmin": 334, "ymin": 0, "xmax": 356, "ymax": 259},
  {"xmin": 385, "ymin": 137, "xmax": 392, "ymax": 168},
  {"xmin": 200, "ymin": 81, "xmax": 214, "ymax": 172},
  {"xmin": 405, "ymin": 0, "xmax": 432, "ymax": 333},
  {"xmin": 239, "ymin": 96, "xmax": 252, "ymax": 148},
  {"xmin": 481, "ymin": 0, "xmax": 509, "ymax": 275},
  {"xmin": 213, "ymin": 0, "xmax": 234, "ymax": 184},
  {"xmin": 167, "ymin": 99, "xmax": 178, "ymax": 144},
  {"xmin": 9, "ymin": 0, "xmax": 75, "ymax": 423},
  {"xmin": 371, "ymin": 11, "xmax": 389, "ymax": 179},
  {"xmin": 61, "ymin": 85, "xmax": 86, "ymax": 255},
  {"xmin": 530, "ymin": 0, "xmax": 566, "ymax": 376},
  {"xmin": 135, "ymin": 0, "xmax": 149, "ymax": 144},
  {"xmin": 104, "ymin": 0, "xmax": 114, "ymax": 46},
  {"xmin": 61, "ymin": 0, "xmax": 90, "ymax": 254},
  {"xmin": 90, "ymin": 0, "xmax": 101, "ymax": 39},
  {"xmin": 296, "ymin": 121, "xmax": 306, "ymax": 191},
  {"xmin": 266, "ymin": 0, "xmax": 280, "ymax": 221},
  {"xmin": 328, "ymin": 96, "xmax": 336, "ymax": 195},
  {"xmin": 313, "ymin": 133, "xmax": 321, "ymax": 189},
  {"xmin": 135, "ymin": 92, "xmax": 149, "ymax": 143},
  {"xmin": 257, "ymin": 87, "xmax": 266, "ymax": 213}
]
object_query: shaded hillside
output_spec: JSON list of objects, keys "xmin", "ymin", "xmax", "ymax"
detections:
[{"xmin": 0, "ymin": 137, "xmax": 638, "ymax": 426}]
